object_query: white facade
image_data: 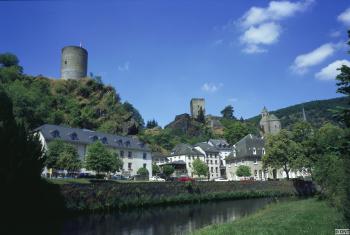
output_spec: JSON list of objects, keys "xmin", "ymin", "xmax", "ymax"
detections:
[
  {"xmin": 168, "ymin": 154, "xmax": 205, "ymax": 177},
  {"xmin": 38, "ymin": 131, "xmax": 152, "ymax": 178},
  {"xmin": 194, "ymin": 147, "xmax": 221, "ymax": 180}
]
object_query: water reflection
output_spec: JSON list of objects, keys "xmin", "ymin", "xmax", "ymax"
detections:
[{"xmin": 61, "ymin": 198, "xmax": 273, "ymax": 235}]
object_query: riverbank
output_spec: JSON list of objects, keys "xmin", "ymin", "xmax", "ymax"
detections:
[
  {"xmin": 58, "ymin": 180, "xmax": 316, "ymax": 212},
  {"xmin": 193, "ymin": 198, "xmax": 347, "ymax": 235}
]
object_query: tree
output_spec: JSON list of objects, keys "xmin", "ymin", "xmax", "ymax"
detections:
[
  {"xmin": 196, "ymin": 107, "xmax": 205, "ymax": 123},
  {"xmin": 162, "ymin": 165, "xmax": 175, "ymax": 177},
  {"xmin": 111, "ymin": 152, "xmax": 124, "ymax": 172},
  {"xmin": 152, "ymin": 163, "xmax": 160, "ymax": 175},
  {"xmin": 0, "ymin": 88, "xmax": 45, "ymax": 184},
  {"xmin": 46, "ymin": 140, "xmax": 81, "ymax": 171},
  {"xmin": 336, "ymin": 31, "xmax": 350, "ymax": 224},
  {"xmin": 137, "ymin": 167, "xmax": 149, "ymax": 177},
  {"xmin": 0, "ymin": 53, "xmax": 19, "ymax": 67},
  {"xmin": 56, "ymin": 144, "xmax": 81, "ymax": 171},
  {"xmin": 262, "ymin": 130, "xmax": 303, "ymax": 179},
  {"xmin": 192, "ymin": 159, "xmax": 208, "ymax": 178},
  {"xmin": 146, "ymin": 119, "xmax": 158, "ymax": 129},
  {"xmin": 86, "ymin": 141, "xmax": 118, "ymax": 174},
  {"xmin": 236, "ymin": 165, "xmax": 251, "ymax": 177},
  {"xmin": 221, "ymin": 105, "xmax": 235, "ymax": 119},
  {"xmin": 222, "ymin": 119, "xmax": 257, "ymax": 145}
]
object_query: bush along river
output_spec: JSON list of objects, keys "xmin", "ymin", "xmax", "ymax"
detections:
[{"xmin": 58, "ymin": 197, "xmax": 279, "ymax": 235}]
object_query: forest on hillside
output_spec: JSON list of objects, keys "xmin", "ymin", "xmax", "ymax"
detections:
[
  {"xmin": 0, "ymin": 53, "xmax": 144, "ymax": 135},
  {"xmin": 247, "ymin": 97, "xmax": 348, "ymax": 129}
]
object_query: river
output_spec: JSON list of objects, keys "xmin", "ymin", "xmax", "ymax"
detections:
[{"xmin": 57, "ymin": 197, "xmax": 276, "ymax": 235}]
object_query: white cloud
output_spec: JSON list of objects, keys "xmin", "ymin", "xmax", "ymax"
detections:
[
  {"xmin": 338, "ymin": 8, "xmax": 350, "ymax": 26},
  {"xmin": 315, "ymin": 59, "xmax": 350, "ymax": 80},
  {"xmin": 236, "ymin": 0, "xmax": 313, "ymax": 54},
  {"xmin": 201, "ymin": 83, "xmax": 223, "ymax": 93},
  {"xmin": 239, "ymin": 0, "xmax": 313, "ymax": 28},
  {"xmin": 330, "ymin": 30, "xmax": 341, "ymax": 38},
  {"xmin": 242, "ymin": 44, "xmax": 267, "ymax": 54},
  {"xmin": 118, "ymin": 61, "xmax": 130, "ymax": 72},
  {"xmin": 291, "ymin": 43, "xmax": 339, "ymax": 74},
  {"xmin": 241, "ymin": 22, "xmax": 281, "ymax": 45}
]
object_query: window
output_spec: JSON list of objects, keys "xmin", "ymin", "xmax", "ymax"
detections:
[
  {"xmin": 262, "ymin": 148, "xmax": 265, "ymax": 155},
  {"xmin": 128, "ymin": 151, "xmax": 132, "ymax": 158},
  {"xmin": 64, "ymin": 60, "xmax": 67, "ymax": 65},
  {"xmin": 128, "ymin": 163, "xmax": 132, "ymax": 170},
  {"xmin": 210, "ymin": 160, "xmax": 213, "ymax": 164},
  {"xmin": 211, "ymin": 167, "xmax": 214, "ymax": 173},
  {"xmin": 215, "ymin": 160, "xmax": 217, "ymax": 164},
  {"xmin": 90, "ymin": 135, "xmax": 98, "ymax": 142},
  {"xmin": 50, "ymin": 130, "xmax": 60, "ymax": 138},
  {"xmin": 118, "ymin": 139, "xmax": 123, "ymax": 145},
  {"xmin": 215, "ymin": 167, "xmax": 218, "ymax": 173},
  {"xmin": 143, "ymin": 152, "xmax": 147, "ymax": 160},
  {"xmin": 253, "ymin": 147, "xmax": 257, "ymax": 155},
  {"xmin": 254, "ymin": 159, "xmax": 258, "ymax": 164},
  {"xmin": 101, "ymin": 137, "xmax": 108, "ymax": 144},
  {"xmin": 206, "ymin": 160, "xmax": 209, "ymax": 164},
  {"xmin": 254, "ymin": 170, "xmax": 258, "ymax": 177},
  {"xmin": 143, "ymin": 163, "xmax": 146, "ymax": 168},
  {"xmin": 120, "ymin": 151, "xmax": 124, "ymax": 157},
  {"xmin": 69, "ymin": 132, "xmax": 78, "ymax": 140},
  {"xmin": 125, "ymin": 140, "xmax": 130, "ymax": 147}
]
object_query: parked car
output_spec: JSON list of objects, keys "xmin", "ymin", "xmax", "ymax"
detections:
[
  {"xmin": 77, "ymin": 173, "xmax": 95, "ymax": 179},
  {"xmin": 150, "ymin": 176, "xmax": 166, "ymax": 182},
  {"xmin": 111, "ymin": 174, "xmax": 128, "ymax": 180},
  {"xmin": 214, "ymin": 177, "xmax": 229, "ymax": 182},
  {"xmin": 177, "ymin": 176, "xmax": 195, "ymax": 182}
]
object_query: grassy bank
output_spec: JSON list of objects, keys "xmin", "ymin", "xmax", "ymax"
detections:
[{"xmin": 193, "ymin": 198, "xmax": 347, "ymax": 235}]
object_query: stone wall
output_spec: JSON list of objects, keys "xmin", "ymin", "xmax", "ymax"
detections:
[{"xmin": 60, "ymin": 180, "xmax": 316, "ymax": 212}]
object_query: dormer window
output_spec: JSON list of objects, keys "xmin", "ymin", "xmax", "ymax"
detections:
[
  {"xmin": 89, "ymin": 135, "xmax": 98, "ymax": 142},
  {"xmin": 118, "ymin": 139, "xmax": 123, "ymax": 145},
  {"xmin": 125, "ymin": 140, "xmax": 130, "ymax": 147},
  {"xmin": 69, "ymin": 132, "xmax": 78, "ymax": 140},
  {"xmin": 50, "ymin": 130, "xmax": 60, "ymax": 138},
  {"xmin": 101, "ymin": 137, "xmax": 108, "ymax": 144}
]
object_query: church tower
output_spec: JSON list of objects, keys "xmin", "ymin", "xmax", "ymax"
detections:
[{"xmin": 259, "ymin": 107, "xmax": 281, "ymax": 136}]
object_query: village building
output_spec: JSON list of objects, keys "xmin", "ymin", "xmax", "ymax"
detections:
[
  {"xmin": 168, "ymin": 143, "xmax": 205, "ymax": 178},
  {"xmin": 194, "ymin": 142, "xmax": 221, "ymax": 180},
  {"xmin": 207, "ymin": 139, "xmax": 231, "ymax": 177},
  {"xmin": 35, "ymin": 124, "xmax": 152, "ymax": 178}
]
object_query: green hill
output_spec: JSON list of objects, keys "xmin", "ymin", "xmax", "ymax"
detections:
[
  {"xmin": 0, "ymin": 53, "xmax": 144, "ymax": 135},
  {"xmin": 247, "ymin": 97, "xmax": 348, "ymax": 129}
]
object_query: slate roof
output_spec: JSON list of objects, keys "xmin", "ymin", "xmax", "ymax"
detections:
[
  {"xmin": 171, "ymin": 143, "xmax": 204, "ymax": 156},
  {"xmin": 226, "ymin": 134, "xmax": 264, "ymax": 161},
  {"xmin": 194, "ymin": 142, "xmax": 220, "ymax": 153},
  {"xmin": 208, "ymin": 139, "xmax": 231, "ymax": 150},
  {"xmin": 35, "ymin": 124, "xmax": 150, "ymax": 151}
]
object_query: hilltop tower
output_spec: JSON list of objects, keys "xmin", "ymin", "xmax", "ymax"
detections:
[
  {"xmin": 259, "ymin": 106, "xmax": 281, "ymax": 136},
  {"xmin": 190, "ymin": 98, "xmax": 205, "ymax": 119},
  {"xmin": 61, "ymin": 45, "xmax": 88, "ymax": 80}
]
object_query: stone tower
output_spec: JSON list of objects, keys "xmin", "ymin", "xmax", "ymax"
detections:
[
  {"xmin": 61, "ymin": 46, "xmax": 88, "ymax": 80},
  {"xmin": 259, "ymin": 107, "xmax": 281, "ymax": 136},
  {"xmin": 190, "ymin": 98, "xmax": 205, "ymax": 119}
]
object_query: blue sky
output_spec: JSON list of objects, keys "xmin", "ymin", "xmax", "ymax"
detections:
[{"xmin": 1, "ymin": 0, "xmax": 350, "ymax": 127}]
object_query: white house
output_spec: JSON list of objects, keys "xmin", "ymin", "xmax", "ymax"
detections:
[
  {"xmin": 207, "ymin": 139, "xmax": 232, "ymax": 178},
  {"xmin": 168, "ymin": 143, "xmax": 205, "ymax": 178},
  {"xmin": 194, "ymin": 142, "xmax": 221, "ymax": 180},
  {"xmin": 35, "ymin": 124, "xmax": 152, "ymax": 178}
]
